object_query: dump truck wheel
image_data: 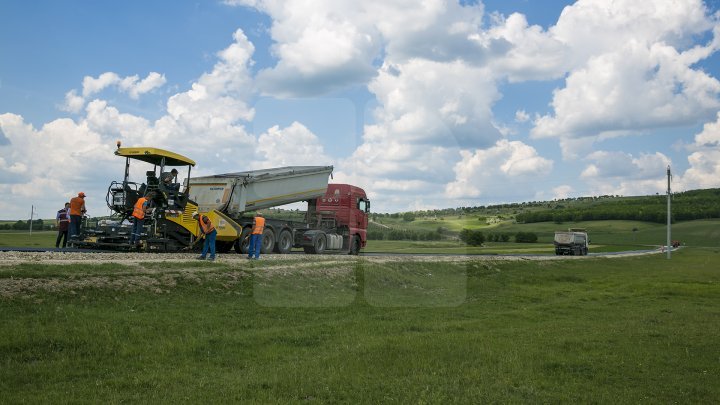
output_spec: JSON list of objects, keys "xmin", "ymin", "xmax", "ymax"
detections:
[
  {"xmin": 261, "ymin": 228, "xmax": 275, "ymax": 254},
  {"xmin": 303, "ymin": 232, "xmax": 326, "ymax": 254},
  {"xmin": 349, "ymin": 235, "xmax": 361, "ymax": 255},
  {"xmin": 234, "ymin": 228, "xmax": 251, "ymax": 254},
  {"xmin": 312, "ymin": 233, "xmax": 326, "ymax": 254},
  {"xmin": 275, "ymin": 229, "xmax": 292, "ymax": 254}
]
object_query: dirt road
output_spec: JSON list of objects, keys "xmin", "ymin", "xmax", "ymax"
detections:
[{"xmin": 0, "ymin": 248, "xmax": 662, "ymax": 266}]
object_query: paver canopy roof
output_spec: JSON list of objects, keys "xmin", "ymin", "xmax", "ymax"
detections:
[{"xmin": 115, "ymin": 147, "xmax": 196, "ymax": 167}]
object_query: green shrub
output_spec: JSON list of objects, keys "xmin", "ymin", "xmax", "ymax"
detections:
[
  {"xmin": 460, "ymin": 228, "xmax": 485, "ymax": 246},
  {"xmin": 515, "ymin": 232, "xmax": 538, "ymax": 243}
]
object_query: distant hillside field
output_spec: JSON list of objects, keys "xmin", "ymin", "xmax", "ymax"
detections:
[
  {"xmin": 515, "ymin": 188, "xmax": 720, "ymax": 224},
  {"xmin": 369, "ymin": 188, "xmax": 719, "ymax": 248},
  {"xmin": 367, "ymin": 219, "xmax": 720, "ymax": 250}
]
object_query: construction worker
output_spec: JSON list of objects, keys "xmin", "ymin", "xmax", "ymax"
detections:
[
  {"xmin": 129, "ymin": 192, "xmax": 155, "ymax": 245},
  {"xmin": 192, "ymin": 211, "xmax": 216, "ymax": 261},
  {"xmin": 247, "ymin": 212, "xmax": 265, "ymax": 260},
  {"xmin": 55, "ymin": 202, "xmax": 70, "ymax": 248},
  {"xmin": 162, "ymin": 168, "xmax": 180, "ymax": 192},
  {"xmin": 68, "ymin": 192, "xmax": 86, "ymax": 240}
]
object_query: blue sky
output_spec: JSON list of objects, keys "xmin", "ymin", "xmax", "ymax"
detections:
[{"xmin": 1, "ymin": 0, "xmax": 720, "ymax": 219}]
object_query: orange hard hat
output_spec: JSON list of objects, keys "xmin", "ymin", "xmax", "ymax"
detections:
[{"xmin": 78, "ymin": 192, "xmax": 86, "ymax": 197}]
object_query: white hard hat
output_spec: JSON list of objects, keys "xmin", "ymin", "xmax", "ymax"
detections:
[{"xmin": 192, "ymin": 211, "xmax": 199, "ymax": 217}]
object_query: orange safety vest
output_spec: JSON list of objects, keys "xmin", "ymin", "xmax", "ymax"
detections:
[
  {"xmin": 132, "ymin": 197, "xmax": 148, "ymax": 219},
  {"xmin": 198, "ymin": 215, "xmax": 215, "ymax": 234},
  {"xmin": 252, "ymin": 216, "xmax": 265, "ymax": 235},
  {"xmin": 69, "ymin": 197, "xmax": 85, "ymax": 216}
]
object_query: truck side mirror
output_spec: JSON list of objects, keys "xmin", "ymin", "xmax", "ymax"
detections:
[{"xmin": 357, "ymin": 199, "xmax": 370, "ymax": 213}]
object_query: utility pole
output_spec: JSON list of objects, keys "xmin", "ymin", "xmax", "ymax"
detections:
[
  {"xmin": 29, "ymin": 205, "xmax": 35, "ymax": 236},
  {"xmin": 666, "ymin": 165, "xmax": 672, "ymax": 259}
]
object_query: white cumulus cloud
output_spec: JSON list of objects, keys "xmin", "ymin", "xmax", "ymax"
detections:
[
  {"xmin": 445, "ymin": 139, "xmax": 553, "ymax": 199},
  {"xmin": 515, "ymin": 110, "xmax": 530, "ymax": 123},
  {"xmin": 677, "ymin": 112, "xmax": 720, "ymax": 190},
  {"xmin": 579, "ymin": 150, "xmax": 671, "ymax": 195},
  {"xmin": 61, "ymin": 90, "xmax": 86, "ymax": 114},
  {"xmin": 254, "ymin": 122, "xmax": 334, "ymax": 168},
  {"xmin": 0, "ymin": 112, "xmax": 121, "ymax": 216},
  {"xmin": 120, "ymin": 72, "xmax": 167, "ymax": 99},
  {"xmin": 82, "ymin": 72, "xmax": 121, "ymax": 98},
  {"xmin": 367, "ymin": 58, "xmax": 501, "ymax": 149},
  {"xmin": 61, "ymin": 71, "xmax": 167, "ymax": 113},
  {"xmin": 552, "ymin": 185, "xmax": 574, "ymax": 200},
  {"xmin": 530, "ymin": 0, "xmax": 720, "ymax": 158}
]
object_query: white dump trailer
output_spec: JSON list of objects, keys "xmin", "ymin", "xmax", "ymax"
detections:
[{"xmin": 188, "ymin": 166, "xmax": 334, "ymax": 216}]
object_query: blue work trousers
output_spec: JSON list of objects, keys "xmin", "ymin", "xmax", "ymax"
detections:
[
  {"xmin": 130, "ymin": 217, "xmax": 144, "ymax": 244},
  {"xmin": 201, "ymin": 230, "xmax": 217, "ymax": 259},
  {"xmin": 248, "ymin": 233, "xmax": 263, "ymax": 259},
  {"xmin": 70, "ymin": 215, "xmax": 82, "ymax": 239}
]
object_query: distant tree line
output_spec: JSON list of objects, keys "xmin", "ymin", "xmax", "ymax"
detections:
[
  {"xmin": 487, "ymin": 233, "xmax": 511, "ymax": 242},
  {"xmin": 371, "ymin": 194, "xmax": 628, "ymax": 219},
  {"xmin": 371, "ymin": 189, "xmax": 720, "ymax": 223},
  {"xmin": 516, "ymin": 189, "xmax": 720, "ymax": 224},
  {"xmin": 459, "ymin": 229, "xmax": 537, "ymax": 246},
  {"xmin": 0, "ymin": 219, "xmax": 53, "ymax": 231},
  {"xmin": 367, "ymin": 229, "xmax": 443, "ymax": 241}
]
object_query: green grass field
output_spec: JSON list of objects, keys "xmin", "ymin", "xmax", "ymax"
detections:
[
  {"xmin": 1, "ymin": 249, "xmax": 719, "ymax": 402},
  {"xmin": 0, "ymin": 231, "xmax": 58, "ymax": 248}
]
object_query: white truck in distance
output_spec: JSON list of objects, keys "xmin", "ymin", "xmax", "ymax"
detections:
[{"xmin": 554, "ymin": 228, "xmax": 589, "ymax": 256}]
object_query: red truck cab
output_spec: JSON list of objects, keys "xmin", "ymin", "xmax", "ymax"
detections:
[{"xmin": 316, "ymin": 184, "xmax": 370, "ymax": 251}]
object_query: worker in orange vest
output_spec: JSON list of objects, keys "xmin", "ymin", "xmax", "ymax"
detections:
[
  {"xmin": 68, "ymin": 192, "xmax": 87, "ymax": 240},
  {"xmin": 129, "ymin": 192, "xmax": 155, "ymax": 245},
  {"xmin": 247, "ymin": 212, "xmax": 265, "ymax": 260},
  {"xmin": 192, "ymin": 211, "xmax": 217, "ymax": 261}
]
